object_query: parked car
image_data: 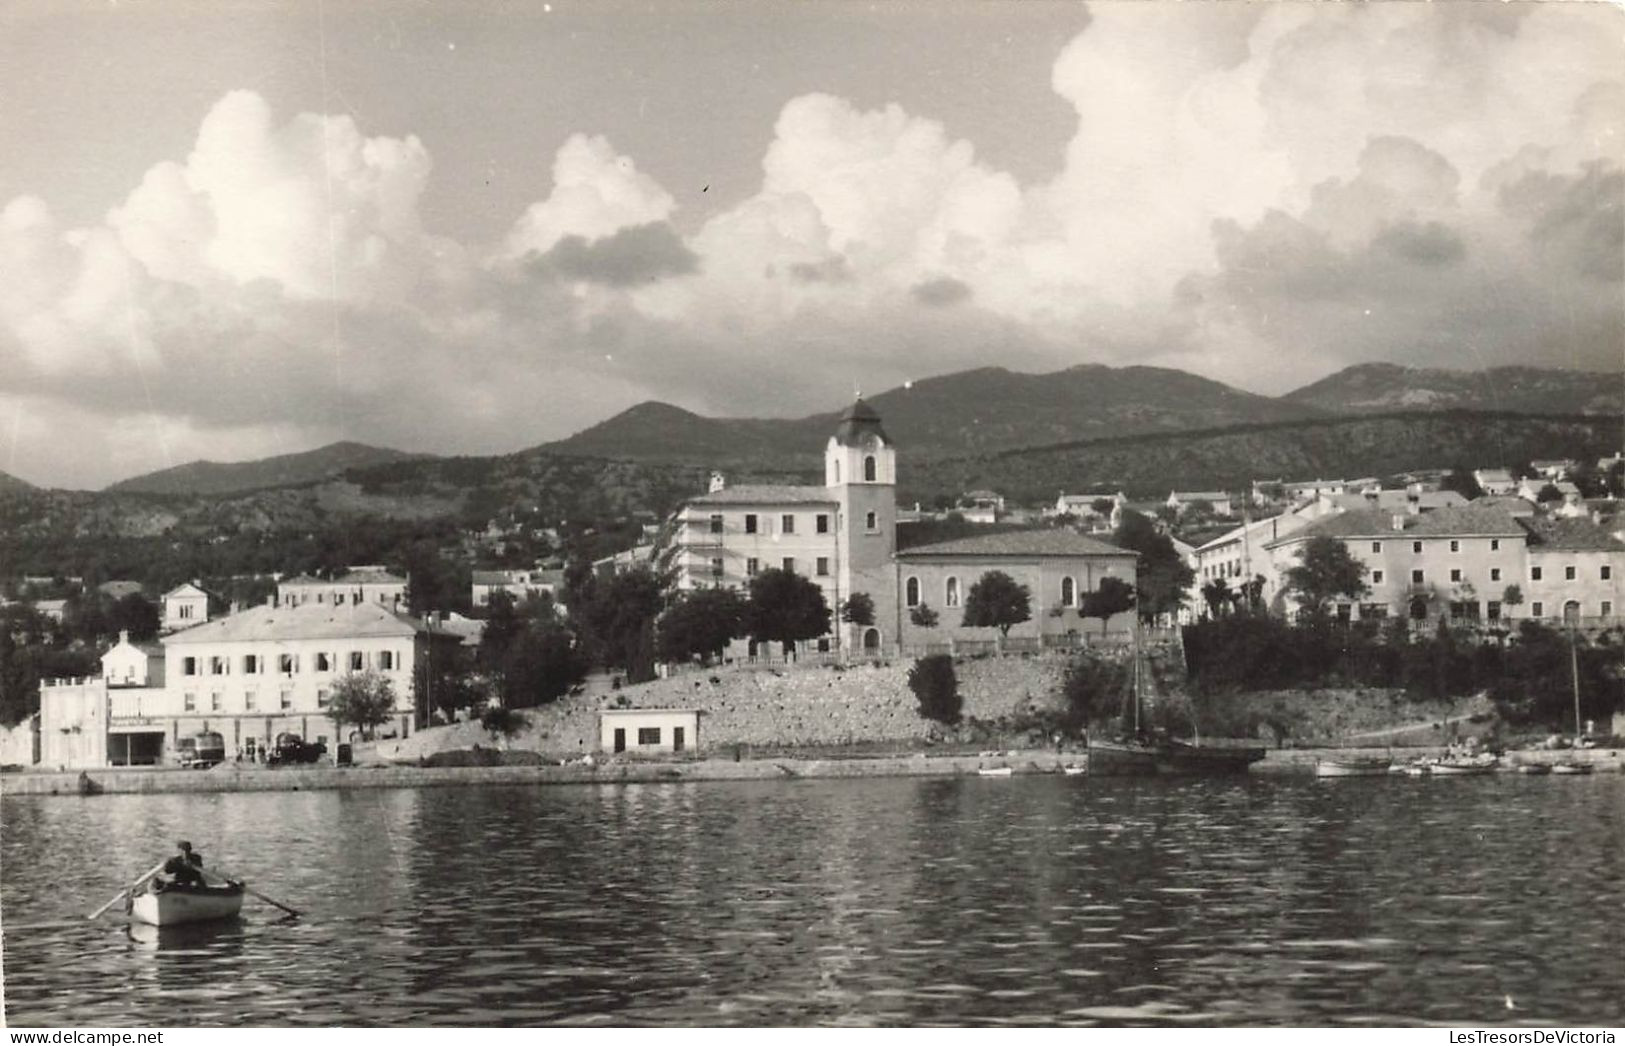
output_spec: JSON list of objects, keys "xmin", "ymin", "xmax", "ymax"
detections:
[{"xmin": 268, "ymin": 732, "xmax": 326, "ymax": 765}]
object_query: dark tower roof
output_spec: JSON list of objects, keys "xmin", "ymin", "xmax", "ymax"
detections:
[{"xmin": 832, "ymin": 397, "xmax": 891, "ymax": 447}]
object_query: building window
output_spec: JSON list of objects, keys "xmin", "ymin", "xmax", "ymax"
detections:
[
  {"xmin": 1411, "ymin": 570, "xmax": 1424, "ymax": 584},
  {"xmin": 1487, "ymin": 601, "xmax": 1501, "ymax": 620},
  {"xmin": 744, "ymin": 514, "xmax": 758, "ymax": 534},
  {"xmin": 1371, "ymin": 542, "xmax": 1382, "ymax": 553},
  {"xmin": 710, "ymin": 558, "xmax": 724, "ymax": 579},
  {"xmin": 746, "ymin": 558, "xmax": 759, "ymax": 577},
  {"xmin": 279, "ymin": 653, "xmax": 297, "ymax": 674},
  {"xmin": 782, "ymin": 557, "xmax": 795, "ymax": 573},
  {"xmin": 816, "ymin": 514, "xmax": 829, "ymax": 534},
  {"xmin": 1531, "ymin": 567, "xmax": 1543, "ymax": 581},
  {"xmin": 209, "ymin": 656, "xmax": 226, "ymax": 676},
  {"xmin": 1565, "ymin": 566, "xmax": 1576, "ymax": 581},
  {"xmin": 210, "ymin": 692, "xmax": 222, "ymax": 712},
  {"xmin": 708, "ymin": 514, "xmax": 723, "ymax": 534},
  {"xmin": 781, "ymin": 514, "xmax": 795, "ymax": 534},
  {"xmin": 1061, "ymin": 577, "xmax": 1076, "ymax": 607},
  {"xmin": 316, "ymin": 652, "xmax": 332, "ymax": 673},
  {"xmin": 317, "ymin": 689, "xmax": 330, "ymax": 708},
  {"xmin": 816, "ymin": 557, "xmax": 829, "ymax": 576},
  {"xmin": 1412, "ymin": 541, "xmax": 1423, "ymax": 554},
  {"xmin": 184, "ymin": 692, "xmax": 196, "ymax": 712},
  {"xmin": 378, "ymin": 650, "xmax": 394, "ymax": 671},
  {"xmin": 864, "ymin": 456, "xmax": 876, "ymax": 482},
  {"xmin": 1449, "ymin": 540, "xmax": 1460, "ymax": 553},
  {"xmin": 349, "ymin": 651, "xmax": 365, "ymax": 671},
  {"xmin": 1491, "ymin": 539, "xmax": 1500, "ymax": 551},
  {"xmin": 905, "ymin": 577, "xmax": 920, "ymax": 607},
  {"xmin": 1450, "ymin": 569, "xmax": 1462, "ymax": 583},
  {"xmin": 816, "ymin": 638, "xmax": 830, "ymax": 653},
  {"xmin": 1604, "ymin": 566, "xmax": 1613, "ymax": 580},
  {"xmin": 1490, "ymin": 568, "xmax": 1501, "ymax": 582},
  {"xmin": 280, "ymin": 689, "xmax": 293, "ymax": 710},
  {"xmin": 1372, "ymin": 570, "xmax": 1384, "ymax": 584},
  {"xmin": 183, "ymin": 657, "xmax": 197, "ymax": 677},
  {"xmin": 637, "ymin": 727, "xmax": 661, "ymax": 746},
  {"xmin": 1532, "ymin": 602, "xmax": 1544, "ymax": 618},
  {"xmin": 245, "ymin": 690, "xmax": 257, "ymax": 711},
  {"xmin": 865, "ymin": 511, "xmax": 877, "ymax": 530},
  {"xmin": 1603, "ymin": 601, "xmax": 1614, "ymax": 617},
  {"xmin": 946, "ymin": 577, "xmax": 961, "ymax": 607}
]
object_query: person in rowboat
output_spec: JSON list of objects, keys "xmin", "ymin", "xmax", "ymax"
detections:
[{"xmin": 156, "ymin": 840, "xmax": 207, "ymax": 890}]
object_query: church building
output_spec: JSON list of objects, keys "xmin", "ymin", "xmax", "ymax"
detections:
[{"xmin": 667, "ymin": 399, "xmax": 1139, "ymax": 658}]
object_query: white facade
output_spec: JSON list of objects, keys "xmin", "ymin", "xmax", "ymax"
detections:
[
  {"xmin": 162, "ymin": 583, "xmax": 210, "ymax": 632},
  {"xmin": 470, "ymin": 568, "xmax": 564, "ymax": 609},
  {"xmin": 599, "ymin": 709, "xmax": 701, "ymax": 754},
  {"xmin": 278, "ymin": 568, "xmax": 408, "ymax": 610}
]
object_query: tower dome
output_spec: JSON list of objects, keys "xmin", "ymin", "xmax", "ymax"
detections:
[{"xmin": 832, "ymin": 397, "xmax": 891, "ymax": 447}]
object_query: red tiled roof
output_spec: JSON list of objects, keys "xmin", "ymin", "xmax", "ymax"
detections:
[
  {"xmin": 686, "ymin": 485, "xmax": 836, "ymax": 506},
  {"xmin": 1267, "ymin": 503, "xmax": 1526, "ymax": 546},
  {"xmin": 1518, "ymin": 516, "xmax": 1625, "ymax": 552}
]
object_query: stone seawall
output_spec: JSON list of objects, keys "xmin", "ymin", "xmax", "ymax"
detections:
[{"xmin": 371, "ymin": 653, "xmax": 1075, "ymax": 763}]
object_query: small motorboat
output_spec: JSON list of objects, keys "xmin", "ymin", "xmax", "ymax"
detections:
[
  {"xmin": 1402, "ymin": 763, "xmax": 1432, "ymax": 776},
  {"xmin": 1430, "ymin": 754, "xmax": 1499, "ymax": 776},
  {"xmin": 1550, "ymin": 762, "xmax": 1593, "ymax": 776},
  {"xmin": 130, "ymin": 882, "xmax": 245, "ymax": 927},
  {"xmin": 977, "ymin": 766, "xmax": 1013, "ymax": 777},
  {"xmin": 1516, "ymin": 762, "xmax": 1552, "ymax": 775},
  {"xmin": 1061, "ymin": 764, "xmax": 1086, "ymax": 776},
  {"xmin": 1315, "ymin": 756, "xmax": 1392, "ymax": 777}
]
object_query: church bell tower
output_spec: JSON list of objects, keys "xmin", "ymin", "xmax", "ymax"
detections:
[{"xmin": 825, "ymin": 398, "xmax": 898, "ymax": 654}]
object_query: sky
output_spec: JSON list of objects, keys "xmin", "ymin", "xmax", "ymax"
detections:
[{"xmin": 1, "ymin": 0, "xmax": 1620, "ymax": 489}]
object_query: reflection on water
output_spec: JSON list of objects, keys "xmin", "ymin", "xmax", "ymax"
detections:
[{"xmin": 3, "ymin": 775, "xmax": 1622, "ymax": 1026}]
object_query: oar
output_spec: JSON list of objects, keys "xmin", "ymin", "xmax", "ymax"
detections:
[
  {"xmin": 211, "ymin": 863, "xmax": 302, "ymax": 918},
  {"xmin": 88, "ymin": 860, "xmax": 167, "ymax": 920}
]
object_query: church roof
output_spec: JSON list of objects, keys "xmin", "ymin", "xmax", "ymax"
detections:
[
  {"xmin": 898, "ymin": 530, "xmax": 1135, "ymax": 559},
  {"xmin": 831, "ymin": 397, "xmax": 891, "ymax": 447},
  {"xmin": 686, "ymin": 484, "xmax": 836, "ymax": 506}
]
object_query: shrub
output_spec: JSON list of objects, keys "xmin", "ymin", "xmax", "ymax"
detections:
[
  {"xmin": 908, "ymin": 654, "xmax": 961, "ymax": 724},
  {"xmin": 481, "ymin": 706, "xmax": 527, "ymax": 739}
]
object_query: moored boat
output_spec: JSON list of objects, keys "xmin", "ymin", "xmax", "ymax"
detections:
[
  {"xmin": 977, "ymin": 766, "xmax": 1012, "ymax": 777},
  {"xmin": 1550, "ymin": 762, "xmax": 1593, "ymax": 776},
  {"xmin": 1061, "ymin": 764, "xmax": 1086, "ymax": 776},
  {"xmin": 1154, "ymin": 739, "xmax": 1266, "ymax": 775},
  {"xmin": 1516, "ymin": 762, "xmax": 1552, "ymax": 775},
  {"xmin": 1085, "ymin": 739, "xmax": 1159, "ymax": 776},
  {"xmin": 130, "ymin": 882, "xmax": 245, "ymax": 927},
  {"xmin": 1315, "ymin": 755, "xmax": 1392, "ymax": 777},
  {"xmin": 1430, "ymin": 754, "xmax": 1498, "ymax": 776}
]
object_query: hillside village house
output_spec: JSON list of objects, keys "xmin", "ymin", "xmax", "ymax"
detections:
[
  {"xmin": 1051, "ymin": 492, "xmax": 1126, "ymax": 533},
  {"xmin": 959, "ymin": 490, "xmax": 1005, "ymax": 524},
  {"xmin": 665, "ymin": 400, "xmax": 1139, "ymax": 658},
  {"xmin": 1473, "ymin": 468, "xmax": 1518, "ymax": 496},
  {"xmin": 161, "ymin": 582, "xmax": 210, "ymax": 632},
  {"xmin": 1193, "ymin": 512, "xmax": 1314, "ymax": 606},
  {"xmin": 1262, "ymin": 503, "xmax": 1625, "ymax": 627},
  {"xmin": 1166, "ymin": 491, "xmax": 1233, "ymax": 517},
  {"xmin": 278, "ymin": 566, "xmax": 408, "ymax": 610},
  {"xmin": 470, "ymin": 568, "xmax": 565, "ymax": 609},
  {"xmin": 38, "ymin": 601, "xmax": 424, "ymax": 769}
]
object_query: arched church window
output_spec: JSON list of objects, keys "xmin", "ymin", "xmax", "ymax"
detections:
[
  {"xmin": 945, "ymin": 577, "xmax": 960, "ymax": 607},
  {"xmin": 864, "ymin": 456, "xmax": 876, "ymax": 482},
  {"xmin": 906, "ymin": 577, "xmax": 920, "ymax": 607},
  {"xmin": 833, "ymin": 460, "xmax": 841, "ymax": 484},
  {"xmin": 1061, "ymin": 577, "xmax": 1076, "ymax": 607}
]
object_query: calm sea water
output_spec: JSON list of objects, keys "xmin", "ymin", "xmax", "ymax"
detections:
[{"xmin": 2, "ymin": 773, "xmax": 1622, "ymax": 1027}]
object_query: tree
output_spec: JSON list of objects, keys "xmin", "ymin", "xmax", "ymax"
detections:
[
  {"xmin": 842, "ymin": 592, "xmax": 876, "ymax": 628},
  {"xmin": 579, "ymin": 566, "xmax": 666, "ymax": 680},
  {"xmin": 1284, "ymin": 536, "xmax": 1370, "ymax": 618},
  {"xmin": 501, "ymin": 622, "xmax": 589, "ymax": 708},
  {"xmin": 1112, "ymin": 510, "xmax": 1195, "ymax": 622},
  {"xmin": 477, "ymin": 591, "xmax": 525, "ymax": 680},
  {"xmin": 656, "ymin": 587, "xmax": 745, "ymax": 663},
  {"xmin": 908, "ymin": 655, "xmax": 960, "ymax": 723},
  {"xmin": 403, "ymin": 541, "xmax": 469, "ymax": 615},
  {"xmin": 1082, "ymin": 576, "xmax": 1137, "ymax": 635},
  {"xmin": 415, "ymin": 633, "xmax": 479, "ymax": 724},
  {"xmin": 1091, "ymin": 497, "xmax": 1116, "ymax": 517},
  {"xmin": 326, "ymin": 671, "xmax": 399, "ymax": 740},
  {"xmin": 962, "ymin": 570, "xmax": 1031, "ymax": 636},
  {"xmin": 1502, "ymin": 583, "xmax": 1525, "ymax": 609},
  {"xmin": 746, "ymin": 568, "xmax": 832, "ymax": 652},
  {"xmin": 1200, "ymin": 577, "xmax": 1232, "ymax": 619},
  {"xmin": 1239, "ymin": 574, "xmax": 1267, "ymax": 613},
  {"xmin": 110, "ymin": 593, "xmax": 161, "ymax": 641},
  {"xmin": 909, "ymin": 603, "xmax": 940, "ymax": 628},
  {"xmin": 1536, "ymin": 483, "xmax": 1564, "ymax": 504},
  {"xmin": 1441, "ymin": 465, "xmax": 1484, "ymax": 501}
]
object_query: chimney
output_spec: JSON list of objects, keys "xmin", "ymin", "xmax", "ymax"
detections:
[
  {"xmin": 709, "ymin": 471, "xmax": 726, "ymax": 493},
  {"xmin": 1391, "ymin": 514, "xmax": 1406, "ymax": 532},
  {"xmin": 119, "ymin": 629, "xmax": 129, "ymax": 645}
]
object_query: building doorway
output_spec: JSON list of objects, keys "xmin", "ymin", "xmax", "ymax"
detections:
[
  {"xmin": 862, "ymin": 628, "xmax": 881, "ymax": 652},
  {"xmin": 613, "ymin": 728, "xmax": 626, "ymax": 753},
  {"xmin": 1563, "ymin": 600, "xmax": 1581, "ymax": 624}
]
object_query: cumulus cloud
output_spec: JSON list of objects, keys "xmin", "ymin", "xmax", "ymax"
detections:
[{"xmin": 1, "ymin": 1, "xmax": 1620, "ymax": 488}]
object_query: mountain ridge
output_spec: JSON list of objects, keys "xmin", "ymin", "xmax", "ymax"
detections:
[{"xmin": 106, "ymin": 441, "xmax": 431, "ymax": 497}]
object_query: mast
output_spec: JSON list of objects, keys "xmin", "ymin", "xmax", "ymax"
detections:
[
  {"xmin": 1132, "ymin": 616, "xmax": 1142, "ymax": 736},
  {"xmin": 1570, "ymin": 624, "xmax": 1583, "ymax": 740}
]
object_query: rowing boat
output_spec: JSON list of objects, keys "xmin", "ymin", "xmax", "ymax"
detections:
[
  {"xmin": 1315, "ymin": 756, "xmax": 1392, "ymax": 777},
  {"xmin": 1430, "ymin": 754, "xmax": 1498, "ymax": 776},
  {"xmin": 1516, "ymin": 763, "xmax": 1552, "ymax": 775},
  {"xmin": 1550, "ymin": 762, "xmax": 1593, "ymax": 776},
  {"xmin": 1061, "ymin": 765, "xmax": 1086, "ymax": 776},
  {"xmin": 130, "ymin": 882, "xmax": 245, "ymax": 927},
  {"xmin": 977, "ymin": 766, "xmax": 1013, "ymax": 777}
]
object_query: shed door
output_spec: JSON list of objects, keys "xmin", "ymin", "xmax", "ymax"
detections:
[
  {"xmin": 673, "ymin": 727, "xmax": 685, "ymax": 752},
  {"xmin": 613, "ymin": 728, "xmax": 626, "ymax": 753}
]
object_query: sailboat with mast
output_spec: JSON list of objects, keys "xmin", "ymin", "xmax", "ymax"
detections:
[{"xmin": 1084, "ymin": 623, "xmax": 1158, "ymax": 775}]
